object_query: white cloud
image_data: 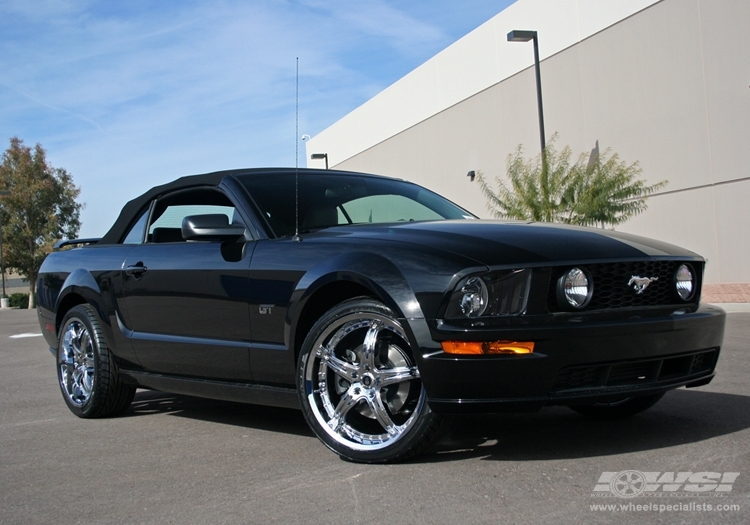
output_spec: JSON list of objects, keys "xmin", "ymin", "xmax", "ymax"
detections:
[
  {"xmin": 300, "ymin": 0, "xmax": 446, "ymax": 56},
  {"xmin": 0, "ymin": 0, "xmax": 513, "ymax": 237}
]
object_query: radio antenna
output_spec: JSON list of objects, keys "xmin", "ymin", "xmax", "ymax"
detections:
[{"xmin": 293, "ymin": 57, "xmax": 301, "ymax": 242}]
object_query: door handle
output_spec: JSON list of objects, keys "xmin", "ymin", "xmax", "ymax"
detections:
[{"xmin": 125, "ymin": 262, "xmax": 148, "ymax": 278}]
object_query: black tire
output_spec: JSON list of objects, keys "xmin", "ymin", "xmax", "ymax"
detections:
[
  {"xmin": 297, "ymin": 298, "xmax": 449, "ymax": 463},
  {"xmin": 57, "ymin": 304, "xmax": 135, "ymax": 418},
  {"xmin": 569, "ymin": 392, "xmax": 665, "ymax": 419}
]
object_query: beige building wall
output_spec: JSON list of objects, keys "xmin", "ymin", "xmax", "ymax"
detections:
[
  {"xmin": 2, "ymin": 272, "xmax": 28, "ymax": 296},
  {"xmin": 307, "ymin": 0, "xmax": 750, "ymax": 300}
]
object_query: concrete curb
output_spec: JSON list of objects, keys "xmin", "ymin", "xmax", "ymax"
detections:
[{"xmin": 710, "ymin": 303, "xmax": 750, "ymax": 313}]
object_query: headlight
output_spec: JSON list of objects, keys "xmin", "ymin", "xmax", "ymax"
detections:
[
  {"xmin": 459, "ymin": 277, "xmax": 488, "ymax": 317},
  {"xmin": 446, "ymin": 269, "xmax": 531, "ymax": 319},
  {"xmin": 557, "ymin": 267, "xmax": 592, "ymax": 309},
  {"xmin": 675, "ymin": 264, "xmax": 695, "ymax": 300}
]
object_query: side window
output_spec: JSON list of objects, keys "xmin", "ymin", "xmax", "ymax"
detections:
[
  {"xmin": 148, "ymin": 205, "xmax": 235, "ymax": 232},
  {"xmin": 122, "ymin": 210, "xmax": 149, "ymax": 244},
  {"xmin": 147, "ymin": 189, "xmax": 243, "ymax": 243}
]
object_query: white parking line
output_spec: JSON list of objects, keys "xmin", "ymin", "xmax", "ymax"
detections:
[
  {"xmin": 9, "ymin": 333, "xmax": 43, "ymax": 339},
  {"xmin": 0, "ymin": 418, "xmax": 57, "ymax": 429}
]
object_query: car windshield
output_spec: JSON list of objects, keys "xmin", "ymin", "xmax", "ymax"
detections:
[{"xmin": 236, "ymin": 172, "xmax": 474, "ymax": 237}]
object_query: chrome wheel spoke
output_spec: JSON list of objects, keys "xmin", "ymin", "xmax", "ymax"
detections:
[
  {"xmin": 376, "ymin": 365, "xmax": 418, "ymax": 388},
  {"xmin": 328, "ymin": 387, "xmax": 363, "ymax": 433},
  {"xmin": 82, "ymin": 367, "xmax": 94, "ymax": 393},
  {"xmin": 73, "ymin": 367, "xmax": 86, "ymax": 395},
  {"xmin": 368, "ymin": 392, "xmax": 398, "ymax": 436},
  {"xmin": 361, "ymin": 322, "xmax": 382, "ymax": 370},
  {"xmin": 60, "ymin": 358, "xmax": 75, "ymax": 375},
  {"xmin": 319, "ymin": 345, "xmax": 357, "ymax": 380},
  {"xmin": 79, "ymin": 331, "xmax": 92, "ymax": 354},
  {"xmin": 61, "ymin": 365, "xmax": 74, "ymax": 393},
  {"xmin": 72, "ymin": 379, "xmax": 85, "ymax": 400}
]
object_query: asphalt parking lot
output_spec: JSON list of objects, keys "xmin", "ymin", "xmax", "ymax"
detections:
[{"xmin": 1, "ymin": 308, "xmax": 748, "ymax": 525}]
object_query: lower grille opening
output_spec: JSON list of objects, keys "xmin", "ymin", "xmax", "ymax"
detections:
[{"xmin": 552, "ymin": 349, "xmax": 718, "ymax": 392}]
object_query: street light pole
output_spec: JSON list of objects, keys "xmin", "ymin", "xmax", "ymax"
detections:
[
  {"xmin": 0, "ymin": 190, "xmax": 9, "ymax": 300},
  {"xmin": 507, "ymin": 30, "xmax": 546, "ymax": 154}
]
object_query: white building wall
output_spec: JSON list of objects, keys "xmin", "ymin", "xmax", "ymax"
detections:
[
  {"xmin": 308, "ymin": 0, "xmax": 660, "ymax": 168},
  {"xmin": 306, "ymin": 0, "xmax": 750, "ymax": 297}
]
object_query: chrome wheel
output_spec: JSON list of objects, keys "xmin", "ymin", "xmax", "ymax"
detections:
[
  {"xmin": 305, "ymin": 313, "xmax": 423, "ymax": 450},
  {"xmin": 298, "ymin": 299, "xmax": 446, "ymax": 462},
  {"xmin": 59, "ymin": 318, "xmax": 96, "ymax": 407},
  {"xmin": 56, "ymin": 304, "xmax": 135, "ymax": 418}
]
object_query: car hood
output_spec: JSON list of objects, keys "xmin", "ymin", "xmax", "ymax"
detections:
[{"xmin": 314, "ymin": 220, "xmax": 701, "ymax": 267}]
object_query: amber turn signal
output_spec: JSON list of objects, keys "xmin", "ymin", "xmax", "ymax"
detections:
[{"xmin": 441, "ymin": 340, "xmax": 535, "ymax": 355}]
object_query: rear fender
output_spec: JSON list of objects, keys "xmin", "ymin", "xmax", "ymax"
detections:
[{"xmin": 55, "ymin": 269, "xmax": 104, "ymax": 327}]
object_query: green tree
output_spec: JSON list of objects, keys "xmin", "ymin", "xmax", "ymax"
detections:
[
  {"xmin": 476, "ymin": 136, "xmax": 666, "ymax": 228},
  {"xmin": 0, "ymin": 137, "xmax": 83, "ymax": 308}
]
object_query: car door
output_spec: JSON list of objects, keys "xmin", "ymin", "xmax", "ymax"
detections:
[{"xmin": 119, "ymin": 187, "xmax": 255, "ymax": 380}]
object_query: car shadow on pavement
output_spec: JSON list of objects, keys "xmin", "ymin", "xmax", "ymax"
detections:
[
  {"xmin": 421, "ymin": 389, "xmax": 750, "ymax": 463},
  {"xmin": 125, "ymin": 389, "xmax": 314, "ymax": 438},
  {"xmin": 120, "ymin": 388, "xmax": 749, "ymax": 463}
]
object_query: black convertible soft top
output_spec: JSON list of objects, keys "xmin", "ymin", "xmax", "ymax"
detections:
[
  {"xmin": 98, "ymin": 167, "xmax": 397, "ymax": 244},
  {"xmin": 99, "ymin": 169, "xmax": 240, "ymax": 244}
]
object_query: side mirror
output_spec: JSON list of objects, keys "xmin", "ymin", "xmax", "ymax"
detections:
[{"xmin": 181, "ymin": 214, "xmax": 246, "ymax": 241}]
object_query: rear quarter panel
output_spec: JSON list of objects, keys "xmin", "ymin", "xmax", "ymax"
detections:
[{"xmin": 37, "ymin": 244, "xmax": 140, "ymax": 366}]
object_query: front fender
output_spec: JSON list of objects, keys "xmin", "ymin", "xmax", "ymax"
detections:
[
  {"xmin": 286, "ymin": 252, "xmax": 421, "ymax": 351},
  {"xmin": 296, "ymin": 251, "xmax": 421, "ymax": 315}
]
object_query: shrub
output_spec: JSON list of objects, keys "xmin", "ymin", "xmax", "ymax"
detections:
[
  {"xmin": 476, "ymin": 135, "xmax": 667, "ymax": 228},
  {"xmin": 9, "ymin": 293, "xmax": 29, "ymax": 309}
]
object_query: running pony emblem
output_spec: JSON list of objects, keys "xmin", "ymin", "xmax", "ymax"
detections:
[{"xmin": 628, "ymin": 276, "xmax": 658, "ymax": 294}]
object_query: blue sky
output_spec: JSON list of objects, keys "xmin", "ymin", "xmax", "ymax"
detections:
[{"xmin": 1, "ymin": 0, "xmax": 514, "ymax": 237}]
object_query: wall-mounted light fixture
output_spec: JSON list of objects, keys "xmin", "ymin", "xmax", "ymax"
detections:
[
  {"xmin": 467, "ymin": 170, "xmax": 476, "ymax": 182},
  {"xmin": 311, "ymin": 153, "xmax": 329, "ymax": 169}
]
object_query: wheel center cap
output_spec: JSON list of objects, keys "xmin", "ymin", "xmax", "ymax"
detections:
[{"xmin": 361, "ymin": 373, "xmax": 374, "ymax": 388}]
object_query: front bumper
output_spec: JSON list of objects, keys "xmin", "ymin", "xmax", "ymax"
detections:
[{"xmin": 413, "ymin": 304, "xmax": 726, "ymax": 414}]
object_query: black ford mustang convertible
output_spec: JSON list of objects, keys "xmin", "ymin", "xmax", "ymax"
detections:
[{"xmin": 37, "ymin": 168, "xmax": 726, "ymax": 463}]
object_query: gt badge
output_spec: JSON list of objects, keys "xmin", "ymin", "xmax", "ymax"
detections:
[
  {"xmin": 628, "ymin": 276, "xmax": 658, "ymax": 294},
  {"xmin": 259, "ymin": 304, "xmax": 274, "ymax": 314}
]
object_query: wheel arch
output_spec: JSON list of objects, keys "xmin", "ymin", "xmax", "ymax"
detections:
[
  {"xmin": 56, "ymin": 293, "xmax": 88, "ymax": 332},
  {"xmin": 287, "ymin": 254, "xmax": 423, "ymax": 364},
  {"xmin": 54, "ymin": 269, "xmax": 106, "ymax": 335},
  {"xmin": 290, "ymin": 279, "xmax": 377, "ymax": 365}
]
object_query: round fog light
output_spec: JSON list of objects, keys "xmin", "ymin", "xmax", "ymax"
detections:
[
  {"xmin": 558, "ymin": 267, "xmax": 592, "ymax": 309},
  {"xmin": 675, "ymin": 264, "xmax": 695, "ymax": 300}
]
